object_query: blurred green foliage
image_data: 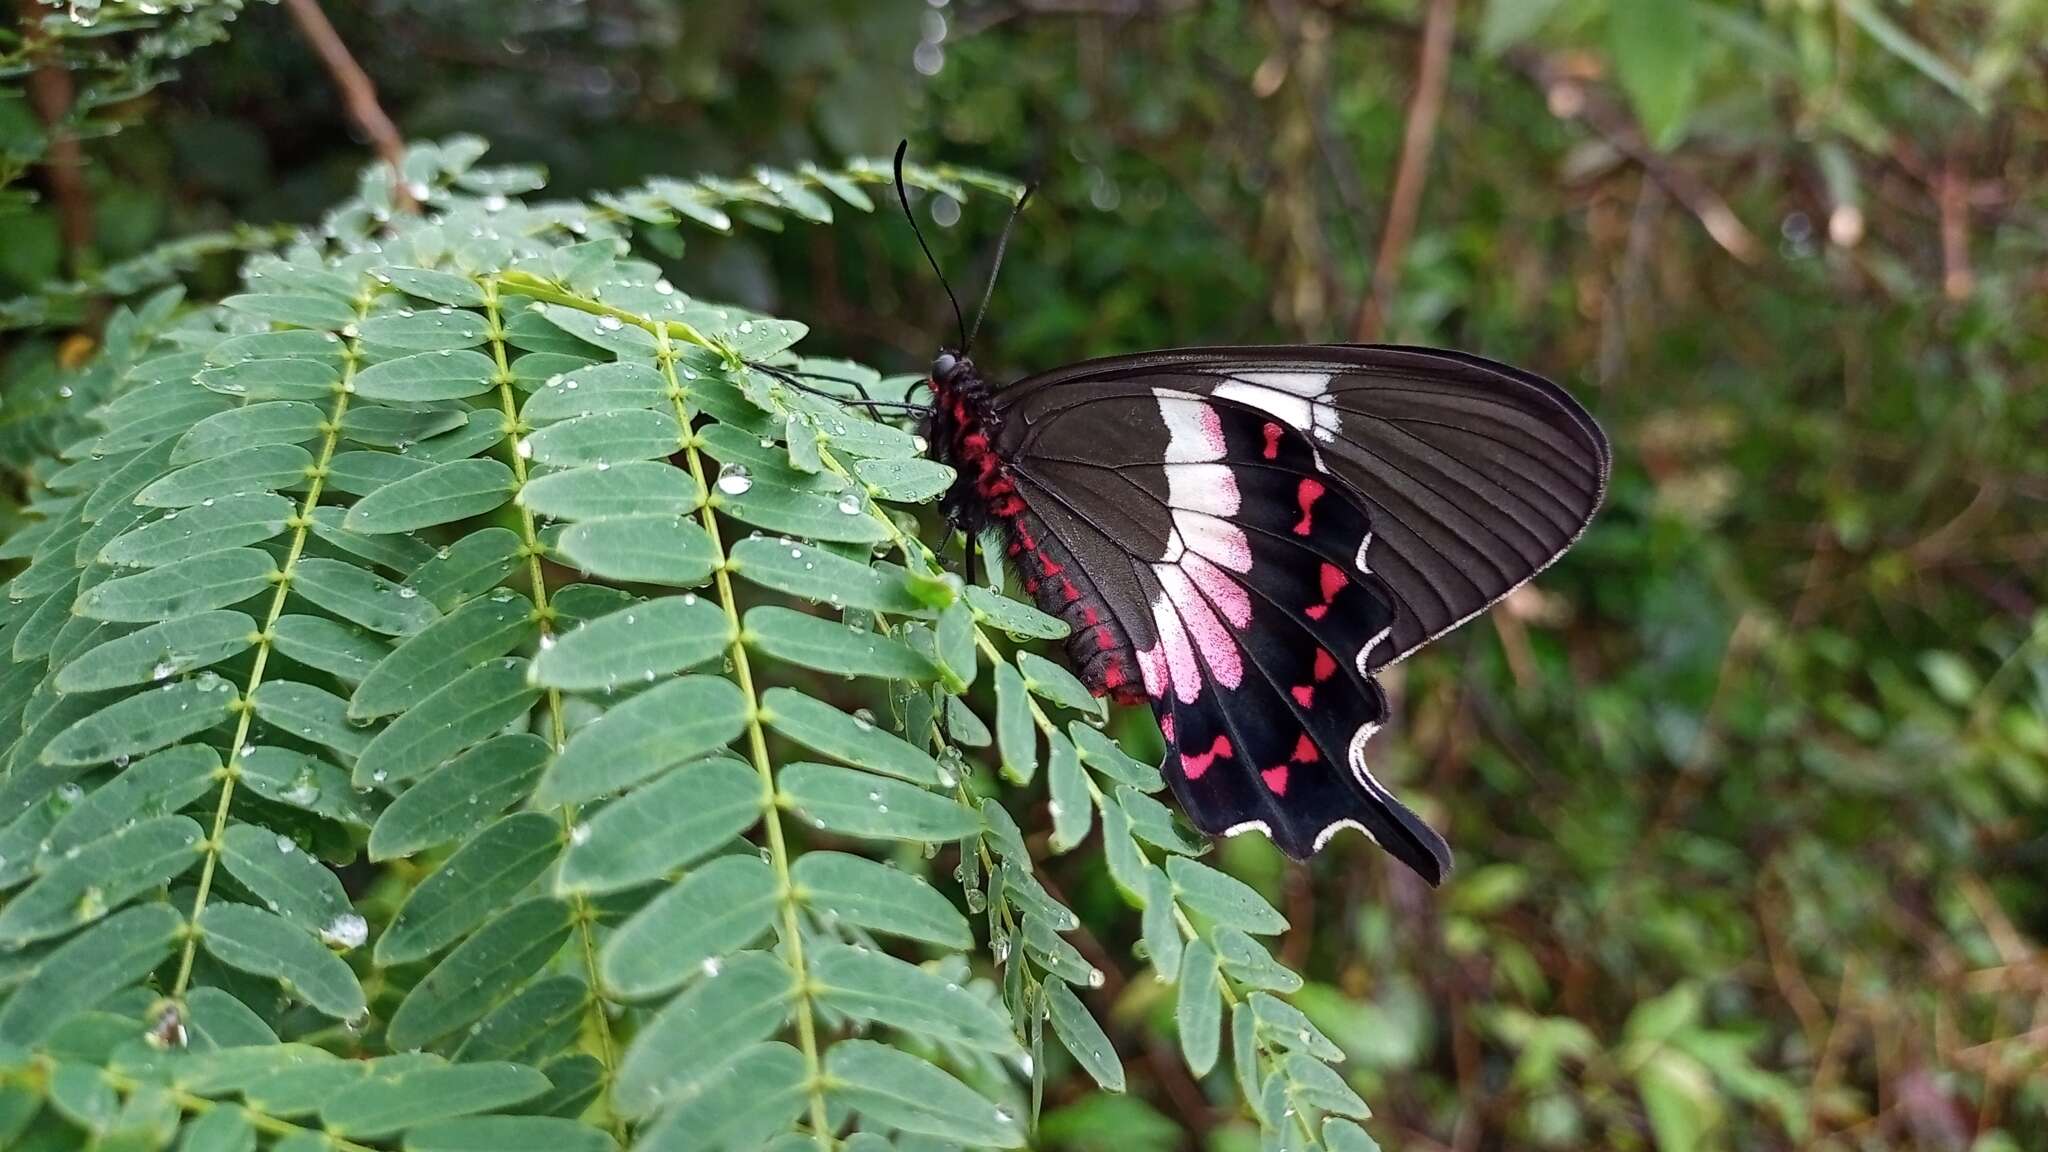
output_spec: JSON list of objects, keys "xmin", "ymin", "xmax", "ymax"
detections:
[{"xmin": 3, "ymin": 1, "xmax": 2045, "ymax": 1150}]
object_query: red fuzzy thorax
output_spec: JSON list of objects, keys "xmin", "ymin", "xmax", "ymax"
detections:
[{"xmin": 925, "ymin": 365, "xmax": 1145, "ymax": 705}]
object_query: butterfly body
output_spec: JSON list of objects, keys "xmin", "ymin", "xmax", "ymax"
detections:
[{"xmin": 920, "ymin": 343, "xmax": 1609, "ymax": 883}]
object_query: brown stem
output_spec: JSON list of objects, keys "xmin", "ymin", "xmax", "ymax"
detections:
[
  {"xmin": 1352, "ymin": 0, "xmax": 1455, "ymax": 342},
  {"xmin": 22, "ymin": 28, "xmax": 93, "ymax": 276},
  {"xmin": 283, "ymin": 0, "xmax": 414, "ymax": 212}
]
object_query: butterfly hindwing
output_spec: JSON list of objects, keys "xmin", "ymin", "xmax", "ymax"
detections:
[{"xmin": 999, "ymin": 384, "xmax": 1451, "ymax": 876}]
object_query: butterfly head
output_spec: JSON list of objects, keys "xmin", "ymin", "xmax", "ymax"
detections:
[{"xmin": 931, "ymin": 349, "xmax": 974, "ymax": 390}]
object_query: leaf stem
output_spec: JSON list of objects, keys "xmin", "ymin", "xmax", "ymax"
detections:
[
  {"xmin": 653, "ymin": 324, "xmax": 836, "ymax": 1149},
  {"xmin": 170, "ymin": 289, "xmax": 365, "ymax": 999},
  {"xmin": 480, "ymin": 281, "xmax": 623, "ymax": 1138}
]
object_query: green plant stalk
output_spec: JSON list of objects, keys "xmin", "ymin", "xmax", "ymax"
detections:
[
  {"xmin": 655, "ymin": 326, "xmax": 837, "ymax": 1149},
  {"xmin": 169, "ymin": 288, "xmax": 367, "ymax": 1000},
  {"xmin": 5, "ymin": 1055, "xmax": 382, "ymax": 1151},
  {"xmin": 480, "ymin": 282, "xmax": 623, "ymax": 1138}
]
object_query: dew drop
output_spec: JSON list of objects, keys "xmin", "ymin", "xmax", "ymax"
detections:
[
  {"xmin": 716, "ymin": 463, "xmax": 753, "ymax": 495},
  {"xmin": 396, "ymin": 587, "xmax": 419, "ymax": 600},
  {"xmin": 275, "ymin": 834, "xmax": 296, "ymax": 854},
  {"xmin": 837, "ymin": 491, "xmax": 863, "ymax": 515},
  {"xmin": 570, "ymin": 822, "xmax": 592, "ymax": 845},
  {"xmin": 321, "ymin": 913, "xmax": 369, "ymax": 950},
  {"xmin": 852, "ymin": 708, "xmax": 875, "ymax": 731},
  {"xmin": 598, "ymin": 315, "xmax": 624, "ymax": 332}
]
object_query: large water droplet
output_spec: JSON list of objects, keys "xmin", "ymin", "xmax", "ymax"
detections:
[
  {"xmin": 321, "ymin": 913, "xmax": 369, "ymax": 950},
  {"xmin": 837, "ymin": 491, "xmax": 863, "ymax": 515},
  {"xmin": 716, "ymin": 463, "xmax": 753, "ymax": 496}
]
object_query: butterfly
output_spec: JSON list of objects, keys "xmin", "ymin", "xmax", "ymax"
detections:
[{"xmin": 783, "ymin": 147, "xmax": 1610, "ymax": 884}]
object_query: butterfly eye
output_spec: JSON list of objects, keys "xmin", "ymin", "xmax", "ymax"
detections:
[{"xmin": 932, "ymin": 352, "xmax": 959, "ymax": 380}]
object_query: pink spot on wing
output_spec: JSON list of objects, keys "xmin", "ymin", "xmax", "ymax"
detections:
[
  {"xmin": 1136, "ymin": 642, "xmax": 1169, "ymax": 699},
  {"xmin": 1261, "ymin": 765, "xmax": 1288, "ymax": 794},
  {"xmin": 1313, "ymin": 649, "xmax": 1337, "ymax": 682},
  {"xmin": 1159, "ymin": 715, "xmax": 1175, "ymax": 742},
  {"xmin": 1149, "ymin": 594, "xmax": 1203, "ymax": 704},
  {"xmin": 1292, "ymin": 734, "xmax": 1319, "ymax": 763},
  {"xmin": 1180, "ymin": 553, "xmax": 1250, "ymax": 627},
  {"xmin": 1262, "ymin": 422, "xmax": 1282, "ymax": 460},
  {"xmin": 1182, "ymin": 735, "xmax": 1232, "ymax": 779},
  {"xmin": 1157, "ymin": 567, "xmax": 1241, "ymax": 691},
  {"xmin": 1305, "ymin": 604, "xmax": 1328, "ymax": 620},
  {"xmin": 1294, "ymin": 477, "xmax": 1325, "ymax": 536},
  {"xmin": 1291, "ymin": 685, "xmax": 1314, "ymax": 707}
]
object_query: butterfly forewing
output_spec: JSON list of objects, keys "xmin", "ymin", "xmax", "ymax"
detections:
[{"xmin": 928, "ymin": 342, "xmax": 1607, "ymax": 880}]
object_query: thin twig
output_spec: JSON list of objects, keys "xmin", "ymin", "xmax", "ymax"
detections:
[
  {"xmin": 20, "ymin": 3, "xmax": 93, "ymax": 277},
  {"xmin": 1504, "ymin": 46, "xmax": 1761, "ymax": 263},
  {"xmin": 1352, "ymin": 0, "xmax": 1455, "ymax": 342},
  {"xmin": 1937, "ymin": 153, "xmax": 1973, "ymax": 300},
  {"xmin": 283, "ymin": 0, "xmax": 414, "ymax": 212}
]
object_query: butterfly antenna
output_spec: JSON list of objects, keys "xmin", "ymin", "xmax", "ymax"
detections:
[
  {"xmin": 895, "ymin": 141, "xmax": 968, "ymax": 354},
  {"xmin": 965, "ymin": 181, "xmax": 1033, "ymax": 354}
]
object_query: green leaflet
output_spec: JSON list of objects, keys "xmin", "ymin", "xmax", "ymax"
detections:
[
  {"xmin": 613, "ymin": 951, "xmax": 795, "ymax": 1118},
  {"xmin": 634, "ymin": 1042, "xmax": 808, "ymax": 1152},
  {"xmin": 385, "ymin": 897, "xmax": 577, "ymax": 1050},
  {"xmin": 535, "ymin": 675, "xmax": 746, "ymax": 805},
  {"xmin": 744, "ymin": 605, "xmax": 939, "ymax": 681},
  {"xmin": 170, "ymin": 401, "xmax": 324, "ymax": 464},
  {"xmin": 529, "ymin": 594, "xmax": 730, "ymax": 693},
  {"xmin": 521, "ymin": 409, "xmax": 682, "ymax": 466},
  {"xmin": 1047, "ymin": 978, "xmax": 1126, "ymax": 1092},
  {"xmin": 217, "ymin": 822, "xmax": 355, "ymax": 937},
  {"xmin": 759, "ymin": 686, "xmax": 944, "ymax": 786},
  {"xmin": 600, "ymin": 855, "xmax": 779, "ymax": 998},
  {"xmin": 135, "ymin": 444, "xmax": 313, "ymax": 508},
  {"xmin": 0, "ymin": 814, "xmax": 202, "ymax": 946},
  {"xmin": 810, "ymin": 942, "xmax": 1019, "ymax": 1055},
  {"xmin": 552, "ymin": 514, "xmax": 717, "ymax": 587},
  {"xmin": 318, "ymin": 1061, "xmax": 551, "ymax": 1138},
  {"xmin": 556, "ymin": 757, "xmax": 762, "ymax": 894},
  {"xmin": 377, "ymin": 811, "xmax": 564, "ymax": 966},
  {"xmin": 823, "ymin": 1039, "xmax": 1025, "ymax": 1148},
  {"xmin": 451, "ymin": 974, "xmax": 589, "ymax": 1065},
  {"xmin": 728, "ymin": 537, "xmax": 931, "ymax": 615},
  {"xmin": 516, "ymin": 460, "xmax": 702, "ymax": 520},
  {"xmin": 40, "ymin": 672, "xmax": 239, "ymax": 766},
  {"xmin": 350, "ymin": 348, "xmax": 497, "ymax": 402},
  {"xmin": 343, "ymin": 457, "xmax": 516, "ymax": 534},
  {"xmin": 288, "ymin": 556, "xmax": 444, "ymax": 636},
  {"xmin": 53, "ymin": 610, "xmax": 258, "ymax": 693},
  {"xmin": 369, "ymin": 733, "xmax": 551, "ymax": 861},
  {"xmin": 99, "ymin": 494, "xmax": 295, "ymax": 568},
  {"xmin": 789, "ymin": 850, "xmax": 971, "ymax": 949},
  {"xmin": 778, "ymin": 762, "xmax": 982, "ymax": 843},
  {"xmin": 1176, "ymin": 938, "xmax": 1223, "ymax": 1076},
  {"xmin": 74, "ymin": 547, "xmax": 278, "ymax": 623},
  {"xmin": 349, "ymin": 590, "xmax": 534, "ymax": 718},
  {"xmin": 198, "ymin": 903, "xmax": 367, "ymax": 1021}
]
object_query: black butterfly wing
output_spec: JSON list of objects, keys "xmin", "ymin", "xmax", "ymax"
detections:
[
  {"xmin": 999, "ymin": 345, "xmax": 1611, "ymax": 665},
  {"xmin": 993, "ymin": 380, "xmax": 1453, "ymax": 878}
]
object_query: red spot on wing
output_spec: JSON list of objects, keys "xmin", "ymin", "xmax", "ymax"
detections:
[
  {"xmin": 1292, "ymin": 733, "xmax": 1319, "ymax": 763},
  {"xmin": 1261, "ymin": 765, "xmax": 1289, "ymax": 794},
  {"xmin": 1305, "ymin": 564, "xmax": 1346, "ymax": 622},
  {"xmin": 1294, "ymin": 478, "xmax": 1326, "ymax": 536},
  {"xmin": 1312, "ymin": 649, "xmax": 1337, "ymax": 682},
  {"xmin": 1181, "ymin": 735, "xmax": 1233, "ymax": 779},
  {"xmin": 1290, "ymin": 685, "xmax": 1314, "ymax": 707},
  {"xmin": 1261, "ymin": 422, "xmax": 1283, "ymax": 460}
]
